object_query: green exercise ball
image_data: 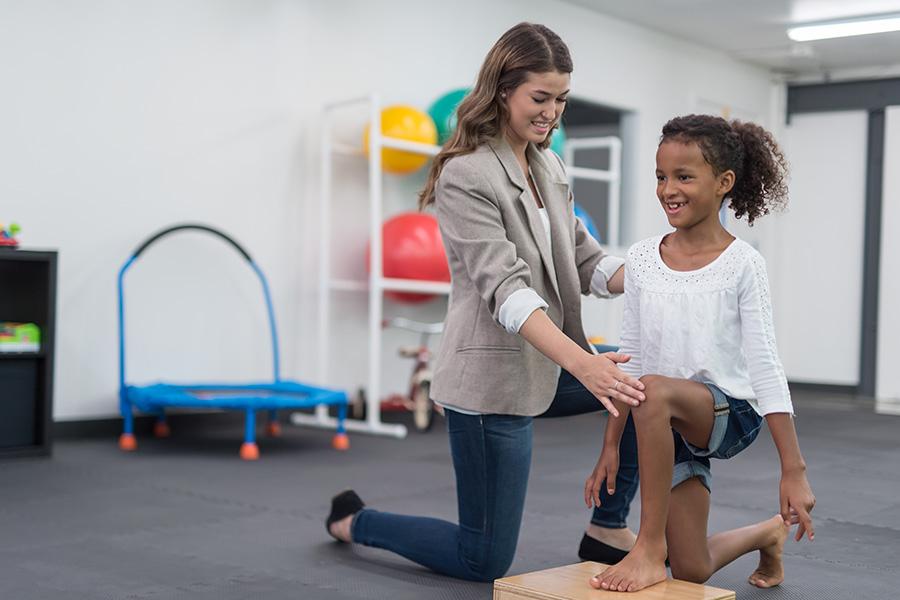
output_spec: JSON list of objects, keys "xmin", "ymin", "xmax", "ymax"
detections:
[
  {"xmin": 549, "ymin": 122, "xmax": 566, "ymax": 159},
  {"xmin": 428, "ymin": 88, "xmax": 469, "ymax": 144}
]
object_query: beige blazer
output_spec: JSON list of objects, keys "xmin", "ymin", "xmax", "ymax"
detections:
[{"xmin": 431, "ymin": 137, "xmax": 610, "ymax": 416}]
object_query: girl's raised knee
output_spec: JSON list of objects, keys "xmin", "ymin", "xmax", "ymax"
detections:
[
  {"xmin": 638, "ymin": 374, "xmax": 669, "ymax": 397},
  {"xmin": 633, "ymin": 375, "xmax": 673, "ymax": 419}
]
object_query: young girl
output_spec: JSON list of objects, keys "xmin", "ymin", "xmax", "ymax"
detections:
[{"xmin": 585, "ymin": 115, "xmax": 816, "ymax": 593}]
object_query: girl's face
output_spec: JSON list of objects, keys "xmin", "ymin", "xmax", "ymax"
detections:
[
  {"xmin": 503, "ymin": 70, "xmax": 570, "ymax": 150},
  {"xmin": 655, "ymin": 140, "xmax": 734, "ymax": 229}
]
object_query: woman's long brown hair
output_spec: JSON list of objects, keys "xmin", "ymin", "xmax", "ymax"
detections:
[{"xmin": 418, "ymin": 23, "xmax": 572, "ymax": 209}]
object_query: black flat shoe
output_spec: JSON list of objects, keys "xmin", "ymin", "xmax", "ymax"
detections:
[
  {"xmin": 578, "ymin": 533, "xmax": 629, "ymax": 565},
  {"xmin": 578, "ymin": 533, "xmax": 671, "ymax": 567},
  {"xmin": 325, "ymin": 489, "xmax": 365, "ymax": 541}
]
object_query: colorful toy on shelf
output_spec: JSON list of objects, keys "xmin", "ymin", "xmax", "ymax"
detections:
[
  {"xmin": 0, "ymin": 322, "xmax": 41, "ymax": 353},
  {"xmin": 364, "ymin": 105, "xmax": 438, "ymax": 174},
  {"xmin": 368, "ymin": 212, "xmax": 450, "ymax": 303},
  {"xmin": 428, "ymin": 88, "xmax": 470, "ymax": 144},
  {"xmin": 0, "ymin": 223, "xmax": 21, "ymax": 248}
]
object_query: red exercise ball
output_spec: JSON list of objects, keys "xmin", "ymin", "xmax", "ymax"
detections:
[{"xmin": 368, "ymin": 212, "xmax": 450, "ymax": 303}]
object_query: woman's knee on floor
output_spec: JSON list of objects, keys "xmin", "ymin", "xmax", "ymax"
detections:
[{"xmin": 464, "ymin": 551, "xmax": 515, "ymax": 582}]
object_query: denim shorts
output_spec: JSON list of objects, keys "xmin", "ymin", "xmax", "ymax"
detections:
[{"xmin": 672, "ymin": 383, "xmax": 763, "ymax": 492}]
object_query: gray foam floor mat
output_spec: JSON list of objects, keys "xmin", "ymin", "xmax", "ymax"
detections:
[{"xmin": 0, "ymin": 390, "xmax": 897, "ymax": 599}]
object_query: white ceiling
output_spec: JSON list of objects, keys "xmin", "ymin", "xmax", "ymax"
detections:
[{"xmin": 565, "ymin": 0, "xmax": 900, "ymax": 77}]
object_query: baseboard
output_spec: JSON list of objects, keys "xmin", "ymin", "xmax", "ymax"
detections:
[
  {"xmin": 788, "ymin": 381, "xmax": 858, "ymax": 395},
  {"xmin": 875, "ymin": 397, "xmax": 900, "ymax": 416},
  {"xmin": 53, "ymin": 410, "xmax": 249, "ymax": 439}
]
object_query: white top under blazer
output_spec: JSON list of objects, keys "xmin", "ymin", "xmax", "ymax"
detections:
[{"xmin": 618, "ymin": 235, "xmax": 793, "ymax": 416}]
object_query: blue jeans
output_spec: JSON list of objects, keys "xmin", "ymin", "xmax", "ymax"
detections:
[
  {"xmin": 673, "ymin": 383, "xmax": 763, "ymax": 492},
  {"xmin": 351, "ymin": 368, "xmax": 640, "ymax": 582}
]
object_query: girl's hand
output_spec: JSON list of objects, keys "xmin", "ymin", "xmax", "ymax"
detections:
[
  {"xmin": 584, "ymin": 446, "xmax": 620, "ymax": 507},
  {"xmin": 780, "ymin": 468, "xmax": 816, "ymax": 541},
  {"xmin": 573, "ymin": 353, "xmax": 645, "ymax": 417}
]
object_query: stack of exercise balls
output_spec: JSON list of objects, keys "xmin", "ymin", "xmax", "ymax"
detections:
[{"xmin": 364, "ymin": 89, "xmax": 568, "ymax": 302}]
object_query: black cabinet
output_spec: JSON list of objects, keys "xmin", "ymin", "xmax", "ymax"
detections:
[{"xmin": 0, "ymin": 250, "xmax": 56, "ymax": 457}]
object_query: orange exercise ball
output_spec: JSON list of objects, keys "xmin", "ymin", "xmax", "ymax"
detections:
[
  {"xmin": 363, "ymin": 105, "xmax": 438, "ymax": 175},
  {"xmin": 368, "ymin": 213, "xmax": 450, "ymax": 303}
]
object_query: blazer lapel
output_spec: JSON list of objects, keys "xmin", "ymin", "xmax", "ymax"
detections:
[
  {"xmin": 528, "ymin": 143, "xmax": 571, "ymax": 302},
  {"xmin": 490, "ymin": 138, "xmax": 560, "ymax": 300}
]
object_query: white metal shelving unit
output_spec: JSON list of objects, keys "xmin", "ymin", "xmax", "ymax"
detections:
[
  {"xmin": 564, "ymin": 136, "xmax": 622, "ymax": 248},
  {"xmin": 293, "ymin": 94, "xmax": 622, "ymax": 439},
  {"xmin": 291, "ymin": 94, "xmax": 445, "ymax": 439}
]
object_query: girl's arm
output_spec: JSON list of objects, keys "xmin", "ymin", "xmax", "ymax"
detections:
[
  {"xmin": 766, "ymin": 413, "xmax": 816, "ymax": 541},
  {"xmin": 739, "ymin": 252, "xmax": 815, "ymax": 541},
  {"xmin": 584, "ymin": 262, "xmax": 639, "ymax": 506},
  {"xmin": 606, "ymin": 264, "xmax": 625, "ymax": 295},
  {"xmin": 585, "ymin": 403, "xmax": 631, "ymax": 506}
]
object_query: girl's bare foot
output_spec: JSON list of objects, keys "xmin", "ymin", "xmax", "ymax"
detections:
[
  {"xmin": 328, "ymin": 514, "xmax": 353, "ymax": 543},
  {"xmin": 748, "ymin": 515, "xmax": 789, "ymax": 589},
  {"xmin": 590, "ymin": 543, "xmax": 668, "ymax": 592}
]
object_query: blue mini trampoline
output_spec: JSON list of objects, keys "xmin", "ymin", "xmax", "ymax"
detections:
[{"xmin": 117, "ymin": 224, "xmax": 349, "ymax": 459}]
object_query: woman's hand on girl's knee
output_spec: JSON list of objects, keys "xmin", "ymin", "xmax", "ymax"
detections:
[{"xmin": 573, "ymin": 353, "xmax": 646, "ymax": 415}]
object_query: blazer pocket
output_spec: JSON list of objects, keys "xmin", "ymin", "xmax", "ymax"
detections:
[{"xmin": 456, "ymin": 344, "xmax": 521, "ymax": 355}]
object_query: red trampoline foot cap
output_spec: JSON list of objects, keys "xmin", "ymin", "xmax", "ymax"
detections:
[
  {"xmin": 153, "ymin": 422, "xmax": 171, "ymax": 438},
  {"xmin": 240, "ymin": 442, "xmax": 260, "ymax": 460},
  {"xmin": 119, "ymin": 433, "xmax": 137, "ymax": 452}
]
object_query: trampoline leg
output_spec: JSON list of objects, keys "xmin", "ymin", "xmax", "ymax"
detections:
[
  {"xmin": 265, "ymin": 410, "xmax": 281, "ymax": 437},
  {"xmin": 332, "ymin": 402, "xmax": 350, "ymax": 451},
  {"xmin": 240, "ymin": 409, "xmax": 259, "ymax": 460},
  {"xmin": 153, "ymin": 413, "xmax": 171, "ymax": 438},
  {"xmin": 119, "ymin": 401, "xmax": 137, "ymax": 452}
]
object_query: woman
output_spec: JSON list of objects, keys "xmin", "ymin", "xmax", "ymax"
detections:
[{"xmin": 326, "ymin": 22, "xmax": 646, "ymax": 582}]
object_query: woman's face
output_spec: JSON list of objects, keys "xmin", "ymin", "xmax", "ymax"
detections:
[{"xmin": 503, "ymin": 70, "xmax": 570, "ymax": 150}]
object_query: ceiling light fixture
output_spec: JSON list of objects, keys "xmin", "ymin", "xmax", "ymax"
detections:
[
  {"xmin": 788, "ymin": 13, "xmax": 900, "ymax": 41},
  {"xmin": 788, "ymin": 14, "xmax": 900, "ymax": 42}
]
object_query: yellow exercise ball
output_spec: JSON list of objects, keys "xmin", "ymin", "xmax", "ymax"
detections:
[{"xmin": 364, "ymin": 105, "xmax": 438, "ymax": 175}]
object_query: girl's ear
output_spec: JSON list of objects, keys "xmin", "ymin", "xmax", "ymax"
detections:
[{"xmin": 717, "ymin": 169, "xmax": 736, "ymax": 197}]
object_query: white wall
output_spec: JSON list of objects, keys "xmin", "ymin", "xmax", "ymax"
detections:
[
  {"xmin": 770, "ymin": 111, "xmax": 868, "ymax": 385},
  {"xmin": 876, "ymin": 106, "xmax": 900, "ymax": 413},
  {"xmin": 1, "ymin": 1, "xmax": 313, "ymax": 419},
  {"xmin": 2, "ymin": 0, "xmax": 777, "ymax": 419}
]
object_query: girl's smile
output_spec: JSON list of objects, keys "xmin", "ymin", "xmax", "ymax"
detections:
[{"xmin": 663, "ymin": 200, "xmax": 687, "ymax": 216}]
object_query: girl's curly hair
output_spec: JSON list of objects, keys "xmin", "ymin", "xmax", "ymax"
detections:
[{"xmin": 661, "ymin": 114, "xmax": 789, "ymax": 225}]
